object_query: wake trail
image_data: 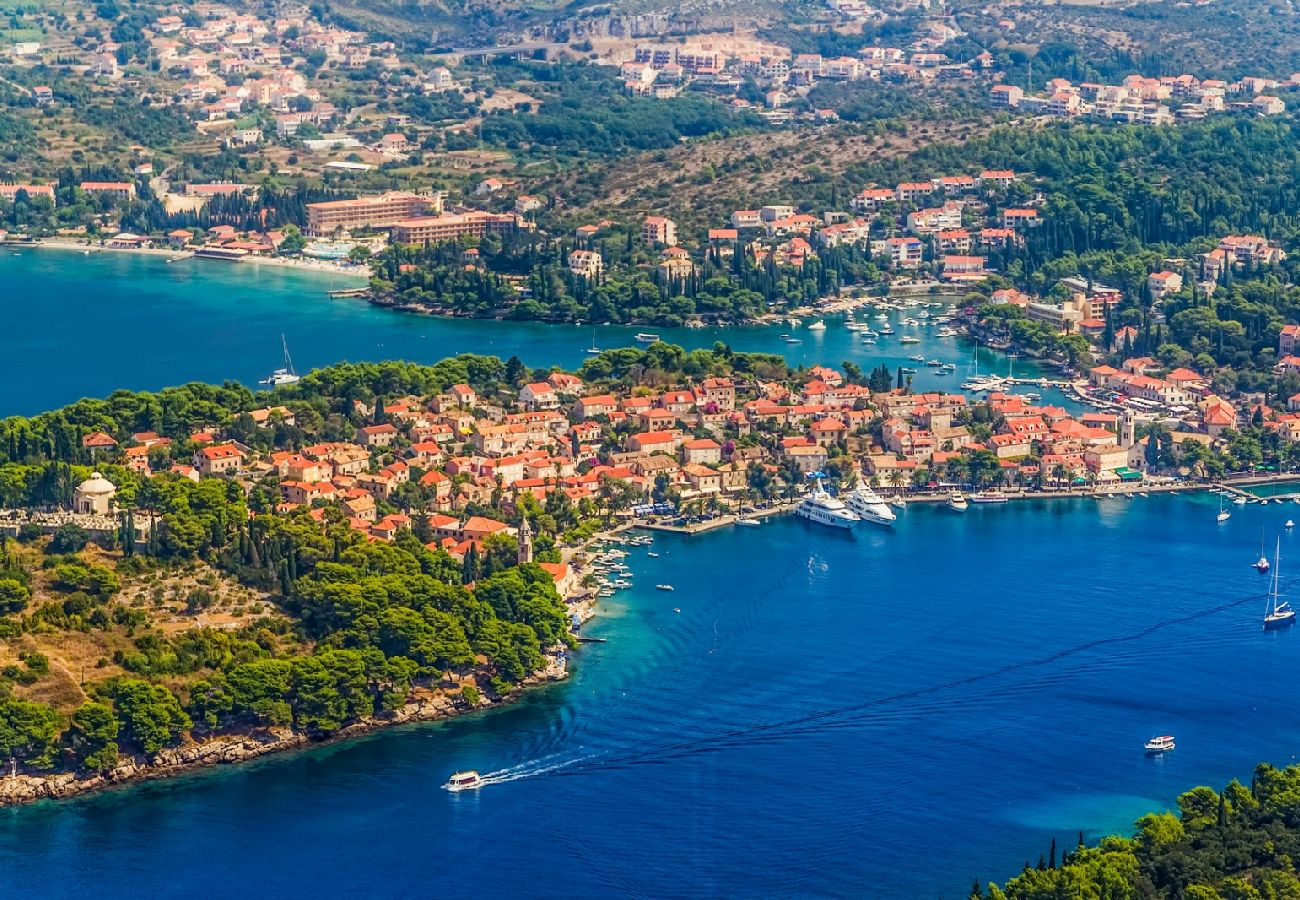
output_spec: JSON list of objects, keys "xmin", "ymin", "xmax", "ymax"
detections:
[{"xmin": 555, "ymin": 586, "xmax": 1270, "ymax": 776}]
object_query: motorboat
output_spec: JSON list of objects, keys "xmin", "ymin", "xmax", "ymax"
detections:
[
  {"xmin": 909, "ymin": 354, "xmax": 926, "ymax": 362},
  {"xmin": 925, "ymin": 359, "xmax": 943, "ymax": 367},
  {"xmin": 891, "ymin": 496, "xmax": 907, "ymax": 509},
  {"xmin": 796, "ymin": 479, "xmax": 861, "ymax": 529},
  {"xmin": 808, "ymin": 320, "xmax": 827, "ymax": 331},
  {"xmin": 899, "ymin": 335, "xmax": 921, "ymax": 344},
  {"xmin": 655, "ymin": 584, "xmax": 675, "ymax": 591},
  {"xmin": 735, "ymin": 517, "xmax": 760, "ymax": 527},
  {"xmin": 634, "ymin": 333, "xmax": 661, "ymax": 343},
  {"xmin": 445, "ymin": 771, "xmax": 483, "ymax": 791},
  {"xmin": 1264, "ymin": 537, "xmax": 1296, "ymax": 630},
  {"xmin": 970, "ymin": 491, "xmax": 1009, "ymax": 504},
  {"xmin": 948, "ymin": 490, "xmax": 969, "ymax": 512},
  {"xmin": 844, "ymin": 485, "xmax": 897, "ymax": 526},
  {"xmin": 1143, "ymin": 736, "xmax": 1175, "ymax": 754}
]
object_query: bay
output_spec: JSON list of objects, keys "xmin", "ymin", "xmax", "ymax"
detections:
[
  {"xmin": 3, "ymin": 495, "xmax": 1298, "ymax": 898},
  {"xmin": 0, "ymin": 249, "xmax": 1071, "ymax": 416}
]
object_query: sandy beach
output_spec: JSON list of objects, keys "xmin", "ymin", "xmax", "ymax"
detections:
[{"xmin": 34, "ymin": 238, "xmax": 371, "ymax": 278}]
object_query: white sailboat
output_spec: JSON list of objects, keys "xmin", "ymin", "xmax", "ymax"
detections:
[
  {"xmin": 1264, "ymin": 538, "xmax": 1296, "ymax": 630},
  {"xmin": 260, "ymin": 334, "xmax": 301, "ymax": 386},
  {"xmin": 1216, "ymin": 496, "xmax": 1231, "ymax": 523},
  {"xmin": 1255, "ymin": 529, "xmax": 1271, "ymax": 573}
]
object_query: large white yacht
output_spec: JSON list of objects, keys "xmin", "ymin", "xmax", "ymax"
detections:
[
  {"xmin": 844, "ymin": 485, "xmax": 897, "ymax": 526},
  {"xmin": 796, "ymin": 480, "xmax": 861, "ymax": 529}
]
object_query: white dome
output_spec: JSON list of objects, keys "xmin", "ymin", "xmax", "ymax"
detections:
[{"xmin": 77, "ymin": 472, "xmax": 116, "ymax": 495}]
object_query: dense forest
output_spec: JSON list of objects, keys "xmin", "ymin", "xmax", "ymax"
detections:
[{"xmin": 981, "ymin": 762, "xmax": 1300, "ymax": 898}]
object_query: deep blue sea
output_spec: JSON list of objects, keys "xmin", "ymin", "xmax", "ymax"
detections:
[
  {"xmin": 4, "ymin": 495, "xmax": 1299, "ymax": 898},
  {"xmin": 0, "ymin": 248, "xmax": 1069, "ymax": 416}
]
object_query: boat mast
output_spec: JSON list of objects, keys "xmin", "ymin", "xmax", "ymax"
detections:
[
  {"xmin": 281, "ymin": 334, "xmax": 296, "ymax": 376},
  {"xmin": 1272, "ymin": 537, "xmax": 1282, "ymax": 614}
]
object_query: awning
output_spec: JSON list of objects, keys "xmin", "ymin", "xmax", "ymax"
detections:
[{"xmin": 1114, "ymin": 467, "xmax": 1143, "ymax": 481}]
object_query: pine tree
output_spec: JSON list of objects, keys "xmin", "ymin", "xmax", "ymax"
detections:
[{"xmin": 1049, "ymin": 838, "xmax": 1056, "ymax": 869}]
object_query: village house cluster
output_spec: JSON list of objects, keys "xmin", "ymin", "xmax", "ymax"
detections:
[
  {"xmin": 617, "ymin": 19, "xmax": 991, "ymax": 121},
  {"xmin": 991, "ymin": 72, "xmax": 1292, "ymax": 124}
]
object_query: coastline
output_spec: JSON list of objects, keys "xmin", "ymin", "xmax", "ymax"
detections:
[
  {"xmin": 31, "ymin": 239, "xmax": 371, "ymax": 279},
  {"xmin": 0, "ymin": 668, "xmax": 568, "ymax": 809}
]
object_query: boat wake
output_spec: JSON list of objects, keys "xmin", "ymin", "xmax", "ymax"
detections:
[
  {"xmin": 551, "ymin": 585, "xmax": 1275, "ymax": 778},
  {"xmin": 472, "ymin": 753, "xmax": 594, "ymax": 787}
]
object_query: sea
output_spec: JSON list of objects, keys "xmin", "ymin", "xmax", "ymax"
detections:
[
  {"xmin": 0, "ymin": 249, "xmax": 1070, "ymax": 417},
  {"xmin": 4, "ymin": 496, "xmax": 1299, "ymax": 898},
  {"xmin": 4, "ymin": 251, "xmax": 1285, "ymax": 898}
]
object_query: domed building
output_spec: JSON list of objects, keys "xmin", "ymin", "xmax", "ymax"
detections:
[{"xmin": 73, "ymin": 472, "xmax": 116, "ymax": 516}]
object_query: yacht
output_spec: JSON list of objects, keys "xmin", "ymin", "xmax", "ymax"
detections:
[
  {"xmin": 260, "ymin": 334, "xmax": 301, "ymax": 386},
  {"xmin": 948, "ymin": 490, "xmax": 969, "ymax": 512},
  {"xmin": 1144, "ymin": 736, "xmax": 1175, "ymax": 754},
  {"xmin": 925, "ymin": 359, "xmax": 943, "ymax": 367},
  {"xmin": 1264, "ymin": 538, "xmax": 1296, "ymax": 630},
  {"xmin": 808, "ymin": 319, "xmax": 827, "ymax": 331},
  {"xmin": 844, "ymin": 485, "xmax": 897, "ymax": 526},
  {"xmin": 970, "ymin": 491, "xmax": 1009, "ymax": 504},
  {"xmin": 655, "ymin": 584, "xmax": 675, "ymax": 592},
  {"xmin": 878, "ymin": 325, "xmax": 895, "ymax": 335},
  {"xmin": 634, "ymin": 333, "xmax": 661, "ymax": 343},
  {"xmin": 736, "ymin": 517, "xmax": 760, "ymax": 527},
  {"xmin": 796, "ymin": 480, "xmax": 861, "ymax": 529},
  {"xmin": 445, "ymin": 771, "xmax": 483, "ymax": 791},
  {"xmin": 909, "ymin": 354, "xmax": 925, "ymax": 362},
  {"xmin": 900, "ymin": 335, "xmax": 921, "ymax": 344}
]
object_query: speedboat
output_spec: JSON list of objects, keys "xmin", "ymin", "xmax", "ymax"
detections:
[
  {"xmin": 1143, "ymin": 736, "xmax": 1175, "ymax": 754},
  {"xmin": 655, "ymin": 584, "xmax": 675, "ymax": 591},
  {"xmin": 796, "ymin": 479, "xmax": 861, "ymax": 529},
  {"xmin": 948, "ymin": 490, "xmax": 969, "ymax": 512},
  {"xmin": 844, "ymin": 485, "xmax": 897, "ymax": 526},
  {"xmin": 445, "ymin": 771, "xmax": 483, "ymax": 791},
  {"xmin": 909, "ymin": 354, "xmax": 925, "ymax": 362},
  {"xmin": 634, "ymin": 333, "xmax": 661, "ymax": 343},
  {"xmin": 736, "ymin": 517, "xmax": 760, "ymax": 527},
  {"xmin": 891, "ymin": 496, "xmax": 907, "ymax": 509}
]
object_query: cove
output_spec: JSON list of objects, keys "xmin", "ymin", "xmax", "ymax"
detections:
[{"xmin": 0, "ymin": 249, "xmax": 1070, "ymax": 417}]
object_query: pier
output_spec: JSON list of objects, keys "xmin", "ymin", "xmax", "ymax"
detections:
[{"xmin": 327, "ymin": 287, "xmax": 369, "ymax": 299}]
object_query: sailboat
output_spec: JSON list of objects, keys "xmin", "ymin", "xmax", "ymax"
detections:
[
  {"xmin": 1264, "ymin": 538, "xmax": 1296, "ymax": 630},
  {"xmin": 586, "ymin": 328, "xmax": 601, "ymax": 355},
  {"xmin": 259, "ymin": 334, "xmax": 300, "ymax": 386},
  {"xmin": 1255, "ymin": 529, "xmax": 1271, "ymax": 573},
  {"xmin": 1216, "ymin": 496, "xmax": 1231, "ymax": 523}
]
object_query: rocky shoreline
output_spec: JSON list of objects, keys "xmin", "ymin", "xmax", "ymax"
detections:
[{"xmin": 0, "ymin": 673, "xmax": 565, "ymax": 809}]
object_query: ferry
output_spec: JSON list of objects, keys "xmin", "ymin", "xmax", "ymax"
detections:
[
  {"xmin": 445, "ymin": 771, "xmax": 483, "ymax": 791},
  {"xmin": 1143, "ymin": 736, "xmax": 1175, "ymax": 754},
  {"xmin": 796, "ymin": 480, "xmax": 861, "ymax": 529},
  {"xmin": 970, "ymin": 491, "xmax": 1009, "ymax": 504},
  {"xmin": 634, "ymin": 333, "xmax": 661, "ymax": 343},
  {"xmin": 844, "ymin": 485, "xmax": 896, "ymax": 526},
  {"xmin": 947, "ymin": 491, "xmax": 969, "ymax": 512}
]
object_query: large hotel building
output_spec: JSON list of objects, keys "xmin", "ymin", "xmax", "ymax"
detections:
[
  {"xmin": 305, "ymin": 191, "xmax": 443, "ymax": 236},
  {"xmin": 390, "ymin": 211, "xmax": 520, "ymax": 245}
]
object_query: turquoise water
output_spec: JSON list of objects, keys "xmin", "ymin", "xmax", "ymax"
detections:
[
  {"xmin": 4, "ymin": 494, "xmax": 1300, "ymax": 898},
  {"xmin": 0, "ymin": 249, "xmax": 1070, "ymax": 416}
]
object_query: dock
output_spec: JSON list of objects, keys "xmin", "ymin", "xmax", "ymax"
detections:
[{"xmin": 328, "ymin": 287, "xmax": 369, "ymax": 299}]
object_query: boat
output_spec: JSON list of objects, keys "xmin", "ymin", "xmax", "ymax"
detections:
[
  {"xmin": 648, "ymin": 552, "xmax": 659, "ymax": 558},
  {"xmin": 1255, "ymin": 529, "xmax": 1270, "ymax": 573},
  {"xmin": 878, "ymin": 325, "xmax": 895, "ymax": 335},
  {"xmin": 445, "ymin": 771, "xmax": 483, "ymax": 791},
  {"xmin": 925, "ymin": 359, "xmax": 944, "ymax": 367},
  {"xmin": 891, "ymin": 496, "xmax": 907, "ymax": 509},
  {"xmin": 970, "ymin": 491, "xmax": 1009, "ymax": 504},
  {"xmin": 843, "ymin": 485, "xmax": 897, "ymax": 526},
  {"xmin": 900, "ymin": 336, "xmax": 921, "ymax": 344},
  {"xmin": 673, "ymin": 607, "xmax": 681, "ymax": 613},
  {"xmin": 1217, "ymin": 496, "xmax": 1231, "ymax": 523},
  {"xmin": 655, "ymin": 584, "xmax": 675, "ymax": 591},
  {"xmin": 948, "ymin": 490, "xmax": 969, "ymax": 512},
  {"xmin": 586, "ymin": 328, "xmax": 601, "ymax": 355},
  {"xmin": 909, "ymin": 354, "xmax": 926, "ymax": 362},
  {"xmin": 634, "ymin": 333, "xmax": 660, "ymax": 343},
  {"xmin": 1233, "ymin": 496, "xmax": 1248, "ymax": 506},
  {"xmin": 1264, "ymin": 538, "xmax": 1296, "ymax": 630},
  {"xmin": 900, "ymin": 367, "xmax": 917, "ymax": 374},
  {"xmin": 785, "ymin": 337, "xmax": 802, "ymax": 344},
  {"xmin": 1144, "ymin": 736, "xmax": 1176, "ymax": 754},
  {"xmin": 796, "ymin": 479, "xmax": 861, "ymax": 529},
  {"xmin": 1289, "ymin": 520, "xmax": 1295, "ymax": 529},
  {"xmin": 259, "ymin": 334, "xmax": 301, "ymax": 386},
  {"xmin": 808, "ymin": 320, "xmax": 827, "ymax": 331},
  {"xmin": 736, "ymin": 517, "xmax": 760, "ymax": 527}
]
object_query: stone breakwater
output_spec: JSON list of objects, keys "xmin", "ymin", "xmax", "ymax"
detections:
[{"xmin": 0, "ymin": 673, "xmax": 564, "ymax": 808}]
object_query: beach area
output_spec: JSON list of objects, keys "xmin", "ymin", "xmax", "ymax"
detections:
[{"xmin": 25, "ymin": 238, "xmax": 373, "ymax": 278}]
